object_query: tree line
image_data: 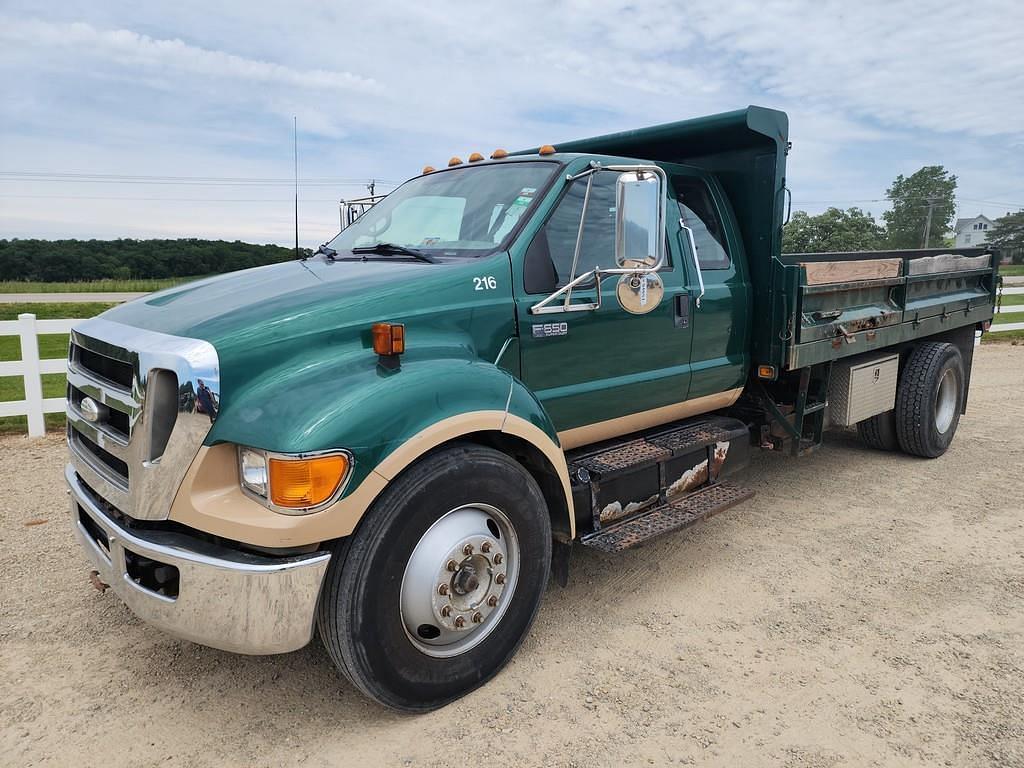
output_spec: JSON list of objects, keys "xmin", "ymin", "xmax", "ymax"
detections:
[
  {"xmin": 0, "ymin": 238, "xmax": 311, "ymax": 283},
  {"xmin": 782, "ymin": 165, "xmax": 1023, "ymax": 261}
]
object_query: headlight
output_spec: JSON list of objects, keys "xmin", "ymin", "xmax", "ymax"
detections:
[
  {"xmin": 239, "ymin": 448, "xmax": 269, "ymax": 497},
  {"xmin": 238, "ymin": 446, "xmax": 351, "ymax": 514}
]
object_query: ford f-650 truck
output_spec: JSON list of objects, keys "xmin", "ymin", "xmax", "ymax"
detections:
[{"xmin": 66, "ymin": 106, "xmax": 998, "ymax": 711}]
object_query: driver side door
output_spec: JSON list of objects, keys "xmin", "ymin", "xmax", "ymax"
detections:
[{"xmin": 513, "ymin": 167, "xmax": 693, "ymax": 448}]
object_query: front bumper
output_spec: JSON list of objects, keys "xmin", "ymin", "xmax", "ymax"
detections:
[{"xmin": 67, "ymin": 464, "xmax": 331, "ymax": 655}]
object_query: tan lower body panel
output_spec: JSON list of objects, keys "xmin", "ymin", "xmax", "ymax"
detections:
[
  {"xmin": 169, "ymin": 411, "xmax": 576, "ymax": 547},
  {"xmin": 556, "ymin": 388, "xmax": 744, "ymax": 450}
]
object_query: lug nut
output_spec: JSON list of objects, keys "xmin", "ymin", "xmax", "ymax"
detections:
[
  {"xmin": 440, "ymin": 605, "xmax": 451, "ymax": 617},
  {"xmin": 454, "ymin": 616, "xmax": 466, "ymax": 628},
  {"xmin": 463, "ymin": 543, "xmax": 474, "ymax": 556},
  {"xmin": 493, "ymin": 553, "xmax": 503, "ymax": 565},
  {"xmin": 446, "ymin": 560, "xmax": 458, "ymax": 572},
  {"xmin": 481, "ymin": 541, "xmax": 492, "ymax": 553},
  {"xmin": 487, "ymin": 595, "xmax": 498, "ymax": 607},
  {"xmin": 438, "ymin": 584, "xmax": 449, "ymax": 596},
  {"xmin": 472, "ymin": 612, "xmax": 483, "ymax": 623},
  {"xmin": 495, "ymin": 573, "xmax": 506, "ymax": 585}
]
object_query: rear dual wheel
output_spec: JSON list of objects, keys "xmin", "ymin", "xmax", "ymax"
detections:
[
  {"xmin": 317, "ymin": 444, "xmax": 551, "ymax": 712},
  {"xmin": 857, "ymin": 342, "xmax": 964, "ymax": 458}
]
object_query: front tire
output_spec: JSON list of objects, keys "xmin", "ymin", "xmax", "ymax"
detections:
[
  {"xmin": 317, "ymin": 444, "xmax": 551, "ymax": 711},
  {"xmin": 895, "ymin": 342, "xmax": 964, "ymax": 458}
]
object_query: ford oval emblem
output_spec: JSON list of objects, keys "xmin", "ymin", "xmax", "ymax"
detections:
[{"xmin": 80, "ymin": 397, "xmax": 103, "ymax": 423}]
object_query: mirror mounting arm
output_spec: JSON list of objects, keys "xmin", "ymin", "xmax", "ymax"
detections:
[{"xmin": 563, "ymin": 171, "xmax": 596, "ymax": 309}]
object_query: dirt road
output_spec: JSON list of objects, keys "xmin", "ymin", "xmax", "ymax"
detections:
[{"xmin": 2, "ymin": 346, "xmax": 1022, "ymax": 768}]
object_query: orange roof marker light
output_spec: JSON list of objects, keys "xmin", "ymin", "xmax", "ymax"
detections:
[
  {"xmin": 490, "ymin": 148, "xmax": 509, "ymax": 159},
  {"xmin": 448, "ymin": 156, "xmax": 463, "ymax": 167},
  {"xmin": 422, "ymin": 165, "xmax": 435, "ymax": 174},
  {"xmin": 468, "ymin": 152, "xmax": 484, "ymax": 163},
  {"xmin": 538, "ymin": 145, "xmax": 556, "ymax": 155}
]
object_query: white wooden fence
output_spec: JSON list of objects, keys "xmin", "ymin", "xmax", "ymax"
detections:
[
  {"xmin": 1, "ymin": 307, "xmax": 1022, "ymax": 438},
  {"xmin": 0, "ymin": 313, "xmax": 81, "ymax": 437}
]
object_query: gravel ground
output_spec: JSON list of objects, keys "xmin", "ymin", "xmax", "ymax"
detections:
[{"xmin": 2, "ymin": 345, "xmax": 1022, "ymax": 768}]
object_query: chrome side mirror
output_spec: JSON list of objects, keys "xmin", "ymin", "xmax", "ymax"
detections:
[
  {"xmin": 531, "ymin": 163, "xmax": 668, "ymax": 316},
  {"xmin": 615, "ymin": 171, "xmax": 664, "ymax": 269}
]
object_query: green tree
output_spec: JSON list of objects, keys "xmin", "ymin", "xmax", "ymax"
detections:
[
  {"xmin": 782, "ymin": 207, "xmax": 887, "ymax": 254},
  {"xmin": 0, "ymin": 239, "xmax": 309, "ymax": 282},
  {"xmin": 883, "ymin": 166, "xmax": 957, "ymax": 249},
  {"xmin": 988, "ymin": 210, "xmax": 1024, "ymax": 264}
]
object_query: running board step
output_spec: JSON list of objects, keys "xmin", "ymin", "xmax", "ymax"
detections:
[{"xmin": 580, "ymin": 482, "xmax": 755, "ymax": 553}]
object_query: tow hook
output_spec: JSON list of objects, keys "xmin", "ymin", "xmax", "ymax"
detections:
[{"xmin": 89, "ymin": 570, "xmax": 109, "ymax": 593}]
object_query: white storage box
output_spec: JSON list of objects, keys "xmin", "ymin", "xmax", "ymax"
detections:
[{"xmin": 828, "ymin": 353, "xmax": 899, "ymax": 426}]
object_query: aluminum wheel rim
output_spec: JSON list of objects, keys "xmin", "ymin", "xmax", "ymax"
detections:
[
  {"xmin": 400, "ymin": 503, "xmax": 520, "ymax": 658},
  {"xmin": 935, "ymin": 368, "xmax": 958, "ymax": 434}
]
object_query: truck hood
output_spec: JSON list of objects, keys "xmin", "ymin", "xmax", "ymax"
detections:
[
  {"xmin": 102, "ymin": 254, "xmax": 515, "ymax": 406},
  {"xmin": 104, "ymin": 257, "xmax": 451, "ymax": 341}
]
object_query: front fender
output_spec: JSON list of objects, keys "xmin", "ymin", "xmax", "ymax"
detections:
[{"xmin": 177, "ymin": 351, "xmax": 575, "ymax": 547}]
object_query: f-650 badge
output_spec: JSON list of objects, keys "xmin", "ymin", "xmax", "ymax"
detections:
[{"xmin": 532, "ymin": 322, "xmax": 568, "ymax": 338}]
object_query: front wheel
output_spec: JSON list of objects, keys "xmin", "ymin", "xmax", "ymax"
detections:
[
  {"xmin": 895, "ymin": 342, "xmax": 965, "ymax": 458},
  {"xmin": 317, "ymin": 444, "xmax": 551, "ymax": 711}
]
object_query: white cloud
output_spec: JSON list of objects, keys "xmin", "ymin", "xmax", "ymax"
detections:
[
  {"xmin": 0, "ymin": 1, "xmax": 1022, "ymax": 242},
  {"xmin": 0, "ymin": 17, "xmax": 378, "ymax": 94}
]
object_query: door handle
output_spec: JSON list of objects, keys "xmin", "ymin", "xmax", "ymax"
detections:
[{"xmin": 680, "ymin": 219, "xmax": 705, "ymax": 309}]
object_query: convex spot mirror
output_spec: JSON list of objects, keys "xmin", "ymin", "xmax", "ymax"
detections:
[
  {"xmin": 616, "ymin": 272, "xmax": 664, "ymax": 315},
  {"xmin": 614, "ymin": 170, "xmax": 663, "ymax": 269}
]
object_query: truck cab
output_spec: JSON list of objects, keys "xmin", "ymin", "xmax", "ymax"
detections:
[{"xmin": 66, "ymin": 106, "xmax": 998, "ymax": 712}]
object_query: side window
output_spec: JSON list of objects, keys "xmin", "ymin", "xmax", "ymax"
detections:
[
  {"xmin": 524, "ymin": 173, "xmax": 618, "ymax": 294},
  {"xmin": 674, "ymin": 178, "xmax": 730, "ymax": 270}
]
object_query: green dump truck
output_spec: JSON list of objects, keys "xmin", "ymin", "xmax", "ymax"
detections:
[{"xmin": 66, "ymin": 106, "xmax": 999, "ymax": 711}]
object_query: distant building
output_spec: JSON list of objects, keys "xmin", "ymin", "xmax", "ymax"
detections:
[{"xmin": 953, "ymin": 214, "xmax": 994, "ymax": 248}]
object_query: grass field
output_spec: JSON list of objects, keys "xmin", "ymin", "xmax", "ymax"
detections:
[
  {"xmin": 0, "ymin": 302, "xmax": 114, "ymax": 435},
  {"xmin": 1001, "ymin": 264, "xmax": 1024, "ymax": 277},
  {"xmin": 0, "ymin": 277, "xmax": 201, "ymax": 293},
  {"xmin": 999, "ymin": 293, "xmax": 1024, "ymax": 306}
]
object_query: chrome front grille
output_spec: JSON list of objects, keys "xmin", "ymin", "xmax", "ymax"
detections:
[{"xmin": 66, "ymin": 317, "xmax": 221, "ymax": 521}]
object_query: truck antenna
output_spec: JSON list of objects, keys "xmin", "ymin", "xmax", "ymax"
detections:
[{"xmin": 294, "ymin": 116, "xmax": 300, "ymax": 260}]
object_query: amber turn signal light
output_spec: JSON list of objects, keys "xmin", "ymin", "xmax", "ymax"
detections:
[
  {"xmin": 757, "ymin": 364, "xmax": 777, "ymax": 380},
  {"xmin": 372, "ymin": 322, "xmax": 405, "ymax": 356},
  {"xmin": 268, "ymin": 454, "xmax": 348, "ymax": 508}
]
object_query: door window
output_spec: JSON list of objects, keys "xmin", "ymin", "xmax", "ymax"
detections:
[
  {"xmin": 674, "ymin": 178, "xmax": 730, "ymax": 270},
  {"xmin": 524, "ymin": 173, "xmax": 618, "ymax": 293}
]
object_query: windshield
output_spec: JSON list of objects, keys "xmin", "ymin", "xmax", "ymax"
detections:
[{"xmin": 327, "ymin": 161, "xmax": 558, "ymax": 257}]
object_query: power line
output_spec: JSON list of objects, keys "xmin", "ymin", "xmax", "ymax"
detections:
[
  {"xmin": 0, "ymin": 170, "xmax": 400, "ymax": 183},
  {"xmin": 0, "ymin": 194, "xmax": 346, "ymax": 202}
]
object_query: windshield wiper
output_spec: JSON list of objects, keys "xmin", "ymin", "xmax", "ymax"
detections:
[
  {"xmin": 314, "ymin": 243, "xmax": 338, "ymax": 260},
  {"xmin": 350, "ymin": 242, "xmax": 437, "ymax": 264}
]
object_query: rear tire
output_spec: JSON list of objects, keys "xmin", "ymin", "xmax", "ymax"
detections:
[
  {"xmin": 317, "ymin": 444, "xmax": 551, "ymax": 712},
  {"xmin": 857, "ymin": 409, "xmax": 899, "ymax": 451},
  {"xmin": 895, "ymin": 342, "xmax": 964, "ymax": 458}
]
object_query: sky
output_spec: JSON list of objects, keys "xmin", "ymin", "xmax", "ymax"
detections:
[{"xmin": 1, "ymin": 0, "xmax": 1023, "ymax": 247}]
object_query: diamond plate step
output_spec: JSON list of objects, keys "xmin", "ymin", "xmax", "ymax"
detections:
[
  {"xmin": 580, "ymin": 482, "xmax": 755, "ymax": 553},
  {"xmin": 568, "ymin": 418, "xmax": 743, "ymax": 483}
]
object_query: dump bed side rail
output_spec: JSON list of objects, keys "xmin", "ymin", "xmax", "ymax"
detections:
[{"xmin": 774, "ymin": 247, "xmax": 998, "ymax": 370}]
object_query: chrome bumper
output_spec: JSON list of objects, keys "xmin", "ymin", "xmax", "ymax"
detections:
[{"xmin": 66, "ymin": 464, "xmax": 331, "ymax": 655}]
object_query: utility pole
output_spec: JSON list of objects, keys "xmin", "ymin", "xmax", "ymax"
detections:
[
  {"xmin": 367, "ymin": 179, "xmax": 376, "ymax": 197},
  {"xmin": 294, "ymin": 116, "xmax": 300, "ymax": 259},
  {"xmin": 922, "ymin": 197, "xmax": 938, "ymax": 248}
]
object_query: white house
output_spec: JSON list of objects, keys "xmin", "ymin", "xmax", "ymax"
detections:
[{"xmin": 953, "ymin": 214, "xmax": 994, "ymax": 248}]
